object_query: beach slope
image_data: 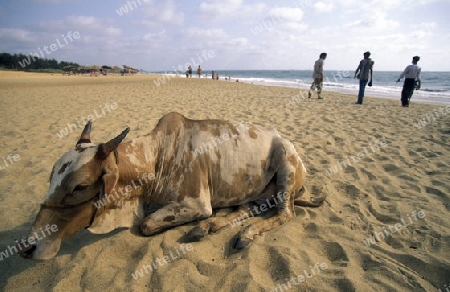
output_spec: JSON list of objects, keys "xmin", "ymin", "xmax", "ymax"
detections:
[{"xmin": 0, "ymin": 72, "xmax": 449, "ymax": 291}]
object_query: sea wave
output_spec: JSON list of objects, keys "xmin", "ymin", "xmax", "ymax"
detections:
[
  {"xmin": 150, "ymin": 71, "xmax": 450, "ymax": 104},
  {"xmin": 234, "ymin": 76, "xmax": 450, "ymax": 104}
]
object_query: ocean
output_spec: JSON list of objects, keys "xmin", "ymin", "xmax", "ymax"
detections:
[
  {"xmin": 150, "ymin": 70, "xmax": 450, "ymax": 104},
  {"xmin": 208, "ymin": 70, "xmax": 450, "ymax": 103},
  {"xmin": 219, "ymin": 70, "xmax": 450, "ymax": 104}
]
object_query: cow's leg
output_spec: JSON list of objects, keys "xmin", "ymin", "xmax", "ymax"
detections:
[
  {"xmin": 234, "ymin": 143, "xmax": 304, "ymax": 249},
  {"xmin": 234, "ymin": 189, "xmax": 295, "ymax": 249},
  {"xmin": 140, "ymin": 201, "xmax": 212, "ymax": 236},
  {"xmin": 186, "ymin": 203, "xmax": 253, "ymax": 241}
]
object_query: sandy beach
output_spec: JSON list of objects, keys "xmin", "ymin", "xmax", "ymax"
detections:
[{"xmin": 0, "ymin": 71, "xmax": 449, "ymax": 291}]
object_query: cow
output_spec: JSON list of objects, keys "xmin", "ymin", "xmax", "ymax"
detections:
[{"xmin": 18, "ymin": 112, "xmax": 324, "ymax": 260}]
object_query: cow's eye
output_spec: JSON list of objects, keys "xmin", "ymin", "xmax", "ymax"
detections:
[{"xmin": 73, "ymin": 185, "xmax": 89, "ymax": 192}]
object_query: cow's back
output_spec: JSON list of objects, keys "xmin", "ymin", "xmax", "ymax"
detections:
[{"xmin": 147, "ymin": 112, "xmax": 302, "ymax": 208}]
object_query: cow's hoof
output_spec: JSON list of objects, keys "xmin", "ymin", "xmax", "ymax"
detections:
[
  {"xmin": 186, "ymin": 226, "xmax": 207, "ymax": 242},
  {"xmin": 234, "ymin": 237, "xmax": 252, "ymax": 249}
]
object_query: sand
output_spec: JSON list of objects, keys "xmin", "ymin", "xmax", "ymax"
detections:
[{"xmin": 0, "ymin": 71, "xmax": 449, "ymax": 291}]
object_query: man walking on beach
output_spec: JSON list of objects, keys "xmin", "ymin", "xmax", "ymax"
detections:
[
  {"xmin": 308, "ymin": 52, "xmax": 327, "ymax": 99},
  {"xmin": 354, "ymin": 51, "xmax": 374, "ymax": 104},
  {"xmin": 396, "ymin": 56, "xmax": 421, "ymax": 107}
]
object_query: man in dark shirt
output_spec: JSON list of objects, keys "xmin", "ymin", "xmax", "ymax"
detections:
[
  {"xmin": 354, "ymin": 51, "xmax": 374, "ymax": 105},
  {"xmin": 308, "ymin": 52, "xmax": 327, "ymax": 99}
]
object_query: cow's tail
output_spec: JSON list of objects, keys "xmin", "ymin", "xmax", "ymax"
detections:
[{"xmin": 294, "ymin": 187, "xmax": 326, "ymax": 208}]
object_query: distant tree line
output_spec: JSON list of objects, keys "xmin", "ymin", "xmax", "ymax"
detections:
[
  {"xmin": 0, "ymin": 52, "xmax": 80, "ymax": 71},
  {"xmin": 0, "ymin": 52, "xmax": 139, "ymax": 75}
]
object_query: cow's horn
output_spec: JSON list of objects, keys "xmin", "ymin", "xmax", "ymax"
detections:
[
  {"xmin": 76, "ymin": 120, "xmax": 93, "ymax": 145},
  {"xmin": 96, "ymin": 127, "xmax": 130, "ymax": 160}
]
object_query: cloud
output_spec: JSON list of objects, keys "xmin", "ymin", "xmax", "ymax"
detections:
[
  {"xmin": 249, "ymin": 6, "xmax": 307, "ymax": 35},
  {"xmin": 142, "ymin": 0, "xmax": 184, "ymax": 25},
  {"xmin": 66, "ymin": 15, "xmax": 98, "ymax": 26},
  {"xmin": 215, "ymin": 37, "xmax": 249, "ymax": 47},
  {"xmin": 412, "ymin": 21, "xmax": 438, "ymax": 31},
  {"xmin": 1, "ymin": 0, "xmax": 448, "ymax": 71},
  {"xmin": 199, "ymin": 0, "xmax": 265, "ymax": 21},
  {"xmin": 1, "ymin": 14, "xmax": 126, "ymax": 65},
  {"xmin": 105, "ymin": 27, "xmax": 122, "ymax": 36},
  {"xmin": 183, "ymin": 27, "xmax": 228, "ymax": 39},
  {"xmin": 188, "ymin": 31, "xmax": 249, "ymax": 51},
  {"xmin": 344, "ymin": 11, "xmax": 399, "ymax": 30},
  {"xmin": 37, "ymin": 15, "xmax": 122, "ymax": 36},
  {"xmin": 268, "ymin": 7, "xmax": 304, "ymax": 22},
  {"xmin": 32, "ymin": 0, "xmax": 72, "ymax": 3},
  {"xmin": 0, "ymin": 28, "xmax": 38, "ymax": 44},
  {"xmin": 279, "ymin": 22, "xmax": 308, "ymax": 32},
  {"xmin": 314, "ymin": 1, "xmax": 335, "ymax": 12},
  {"xmin": 143, "ymin": 29, "xmax": 167, "ymax": 40},
  {"xmin": 199, "ymin": 0, "xmax": 242, "ymax": 17},
  {"xmin": 369, "ymin": 0, "xmax": 403, "ymax": 9},
  {"xmin": 338, "ymin": 0, "xmax": 363, "ymax": 7}
]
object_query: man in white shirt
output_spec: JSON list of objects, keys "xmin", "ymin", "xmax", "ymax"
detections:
[
  {"xmin": 308, "ymin": 52, "xmax": 327, "ymax": 99},
  {"xmin": 397, "ymin": 56, "xmax": 421, "ymax": 107}
]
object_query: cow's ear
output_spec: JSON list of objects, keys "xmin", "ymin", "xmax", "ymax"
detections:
[
  {"xmin": 100, "ymin": 153, "xmax": 119, "ymax": 203},
  {"xmin": 101, "ymin": 171, "xmax": 119, "ymax": 202},
  {"xmin": 100, "ymin": 160, "xmax": 119, "ymax": 203}
]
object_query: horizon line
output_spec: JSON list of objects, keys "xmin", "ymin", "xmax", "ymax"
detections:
[{"xmin": 145, "ymin": 69, "xmax": 450, "ymax": 73}]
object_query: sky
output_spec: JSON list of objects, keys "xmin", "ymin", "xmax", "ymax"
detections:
[{"xmin": 0, "ymin": 0, "xmax": 449, "ymax": 71}]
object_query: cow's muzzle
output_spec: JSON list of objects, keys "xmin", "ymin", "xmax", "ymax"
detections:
[
  {"xmin": 17, "ymin": 236, "xmax": 62, "ymax": 260},
  {"xmin": 17, "ymin": 241, "xmax": 37, "ymax": 259}
]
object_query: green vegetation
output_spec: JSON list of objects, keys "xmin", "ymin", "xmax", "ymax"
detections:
[
  {"xmin": 0, "ymin": 52, "xmax": 139, "ymax": 75},
  {"xmin": 25, "ymin": 69, "xmax": 64, "ymax": 74},
  {"xmin": 0, "ymin": 52, "xmax": 79, "ymax": 71}
]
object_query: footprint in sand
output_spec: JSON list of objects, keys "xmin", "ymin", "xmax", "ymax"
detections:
[
  {"xmin": 329, "ymin": 215, "xmax": 343, "ymax": 223},
  {"xmin": 372, "ymin": 185, "xmax": 390, "ymax": 201},
  {"xmin": 303, "ymin": 222, "xmax": 318, "ymax": 232},
  {"xmin": 333, "ymin": 278, "xmax": 356, "ymax": 291},
  {"xmin": 425, "ymin": 186, "xmax": 446, "ymax": 199},
  {"xmin": 334, "ymin": 137, "xmax": 345, "ymax": 144},
  {"xmin": 398, "ymin": 175, "xmax": 421, "ymax": 192},
  {"xmin": 361, "ymin": 168, "xmax": 377, "ymax": 180},
  {"xmin": 430, "ymin": 179, "xmax": 446, "ymax": 187},
  {"xmin": 339, "ymin": 182, "xmax": 361, "ymax": 199},
  {"xmin": 384, "ymin": 235, "xmax": 405, "ymax": 249},
  {"xmin": 345, "ymin": 165, "xmax": 357, "ymax": 174},
  {"xmin": 382, "ymin": 164, "xmax": 399, "ymax": 172},
  {"xmin": 322, "ymin": 117, "xmax": 335, "ymax": 123},
  {"xmin": 267, "ymin": 246, "xmax": 292, "ymax": 280},
  {"xmin": 323, "ymin": 241, "xmax": 349, "ymax": 267},
  {"xmin": 367, "ymin": 201, "xmax": 397, "ymax": 223},
  {"xmin": 377, "ymin": 155, "xmax": 390, "ymax": 161}
]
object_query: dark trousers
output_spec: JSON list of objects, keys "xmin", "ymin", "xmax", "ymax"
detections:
[
  {"xmin": 357, "ymin": 80, "xmax": 368, "ymax": 104},
  {"xmin": 401, "ymin": 78, "xmax": 416, "ymax": 106}
]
